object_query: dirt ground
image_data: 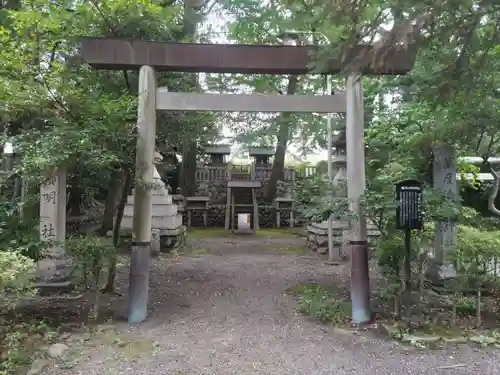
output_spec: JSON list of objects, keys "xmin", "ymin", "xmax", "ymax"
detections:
[{"xmin": 42, "ymin": 230, "xmax": 500, "ymax": 375}]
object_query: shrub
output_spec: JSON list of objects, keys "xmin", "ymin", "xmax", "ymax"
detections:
[
  {"xmin": 66, "ymin": 235, "xmax": 115, "ymax": 319},
  {"xmin": 0, "ymin": 250, "xmax": 36, "ymax": 309},
  {"xmin": 0, "ymin": 250, "xmax": 39, "ymax": 375},
  {"xmin": 454, "ymin": 225, "xmax": 500, "ymax": 277},
  {"xmin": 0, "ymin": 201, "xmax": 43, "ymax": 260},
  {"xmin": 292, "ymin": 176, "xmax": 349, "ymax": 223}
]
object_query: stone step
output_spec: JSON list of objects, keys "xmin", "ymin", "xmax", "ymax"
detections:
[
  {"xmin": 123, "ymin": 204, "xmax": 177, "ymax": 217},
  {"xmin": 121, "ymin": 214, "xmax": 183, "ymax": 230},
  {"xmin": 127, "ymin": 194, "xmax": 172, "ymax": 205}
]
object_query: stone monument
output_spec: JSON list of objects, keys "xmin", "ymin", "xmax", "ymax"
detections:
[
  {"xmin": 428, "ymin": 146, "xmax": 458, "ymax": 284},
  {"xmin": 36, "ymin": 168, "xmax": 72, "ymax": 286}
]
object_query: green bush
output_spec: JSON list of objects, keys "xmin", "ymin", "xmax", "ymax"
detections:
[
  {"xmin": 66, "ymin": 235, "xmax": 115, "ymax": 319},
  {"xmin": 375, "ymin": 223, "xmax": 435, "ymax": 277},
  {"xmin": 0, "ymin": 249, "xmax": 36, "ymax": 309},
  {"xmin": 292, "ymin": 176, "xmax": 349, "ymax": 223},
  {"xmin": 454, "ymin": 225, "xmax": 500, "ymax": 278},
  {"xmin": 0, "ymin": 200, "xmax": 43, "ymax": 261},
  {"xmin": 0, "ymin": 250, "xmax": 40, "ymax": 375}
]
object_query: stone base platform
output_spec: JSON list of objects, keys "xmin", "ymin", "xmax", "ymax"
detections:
[
  {"xmin": 306, "ymin": 220, "xmax": 380, "ymax": 260},
  {"xmin": 108, "ymin": 225, "xmax": 187, "ymax": 253}
]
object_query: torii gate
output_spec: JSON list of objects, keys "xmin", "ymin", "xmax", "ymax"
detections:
[{"xmin": 81, "ymin": 37, "xmax": 415, "ymax": 324}]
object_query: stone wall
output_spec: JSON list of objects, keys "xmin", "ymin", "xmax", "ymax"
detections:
[
  {"xmin": 194, "ymin": 180, "xmax": 292, "ymax": 203},
  {"xmin": 306, "ymin": 220, "xmax": 380, "ymax": 260},
  {"xmin": 183, "ymin": 204, "xmax": 301, "ymax": 228}
]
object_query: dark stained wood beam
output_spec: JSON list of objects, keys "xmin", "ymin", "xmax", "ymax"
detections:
[{"xmin": 80, "ymin": 37, "xmax": 416, "ymax": 75}]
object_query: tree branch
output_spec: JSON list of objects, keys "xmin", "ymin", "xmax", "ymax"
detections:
[
  {"xmin": 200, "ymin": 0, "xmax": 219, "ymax": 16},
  {"xmin": 89, "ymin": 0, "xmax": 132, "ymax": 91}
]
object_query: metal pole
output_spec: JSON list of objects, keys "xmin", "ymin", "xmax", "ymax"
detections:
[
  {"xmin": 346, "ymin": 74, "xmax": 371, "ymax": 324},
  {"xmin": 326, "ymin": 76, "xmax": 335, "ymax": 260},
  {"xmin": 326, "ymin": 77, "xmax": 333, "ymax": 180},
  {"xmin": 403, "ymin": 229, "xmax": 412, "ymax": 315},
  {"xmin": 128, "ymin": 65, "xmax": 156, "ymax": 324}
]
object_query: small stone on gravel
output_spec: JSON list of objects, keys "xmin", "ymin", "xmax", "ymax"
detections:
[{"xmin": 47, "ymin": 343, "xmax": 69, "ymax": 358}]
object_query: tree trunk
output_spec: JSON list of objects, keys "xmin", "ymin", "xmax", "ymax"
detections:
[
  {"xmin": 102, "ymin": 167, "xmax": 132, "ymax": 293},
  {"xmin": 265, "ymin": 75, "xmax": 299, "ymax": 199},
  {"xmin": 68, "ymin": 182, "xmax": 81, "ymax": 217},
  {"xmin": 67, "ymin": 173, "xmax": 82, "ymax": 233},
  {"xmin": 179, "ymin": 0, "xmax": 200, "ymax": 198},
  {"xmin": 181, "ymin": 146, "xmax": 197, "ymax": 196},
  {"xmin": 98, "ymin": 168, "xmax": 126, "ymax": 236}
]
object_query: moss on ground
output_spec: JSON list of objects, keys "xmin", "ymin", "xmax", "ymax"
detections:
[
  {"xmin": 266, "ymin": 244, "xmax": 309, "ymax": 255},
  {"xmin": 255, "ymin": 228, "xmax": 299, "ymax": 238},
  {"xmin": 187, "ymin": 228, "xmax": 299, "ymax": 239},
  {"xmin": 187, "ymin": 248, "xmax": 209, "ymax": 257}
]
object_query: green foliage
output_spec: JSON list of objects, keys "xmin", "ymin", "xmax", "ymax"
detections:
[
  {"xmin": 66, "ymin": 235, "xmax": 115, "ymax": 319},
  {"xmin": 454, "ymin": 225, "xmax": 500, "ymax": 280},
  {"xmin": 0, "ymin": 241, "xmax": 40, "ymax": 375},
  {"xmin": 0, "ymin": 320, "xmax": 55, "ymax": 375},
  {"xmin": 291, "ymin": 283, "xmax": 350, "ymax": 325},
  {"xmin": 292, "ymin": 175, "xmax": 349, "ymax": 222},
  {"xmin": 376, "ymin": 223, "xmax": 434, "ymax": 277},
  {"xmin": 0, "ymin": 200, "xmax": 42, "ymax": 260},
  {"xmin": 374, "ymin": 284, "xmax": 401, "ymax": 301},
  {"xmin": 0, "ymin": 0, "xmax": 220, "ymax": 218},
  {"xmin": 459, "ymin": 206, "xmax": 500, "ymax": 231},
  {"xmin": 0, "ymin": 249, "xmax": 36, "ymax": 310},
  {"xmin": 454, "ymin": 296, "xmax": 477, "ymax": 316},
  {"xmin": 67, "ymin": 235, "xmax": 114, "ymax": 287}
]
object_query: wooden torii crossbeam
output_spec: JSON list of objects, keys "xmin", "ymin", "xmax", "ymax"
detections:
[
  {"xmin": 80, "ymin": 37, "xmax": 416, "ymax": 325},
  {"xmin": 81, "ymin": 37, "xmax": 415, "ymax": 75}
]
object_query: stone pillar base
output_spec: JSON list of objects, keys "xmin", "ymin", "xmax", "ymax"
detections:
[
  {"xmin": 426, "ymin": 261, "xmax": 457, "ymax": 286},
  {"xmin": 36, "ymin": 248, "xmax": 72, "ymax": 283}
]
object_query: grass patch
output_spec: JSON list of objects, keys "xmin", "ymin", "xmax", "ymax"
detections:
[
  {"xmin": 185, "ymin": 247, "xmax": 209, "ymax": 257},
  {"xmin": 415, "ymin": 324, "xmax": 468, "ymax": 339},
  {"xmin": 98, "ymin": 328, "xmax": 158, "ymax": 359},
  {"xmin": 187, "ymin": 228, "xmax": 299, "ymax": 239},
  {"xmin": 187, "ymin": 228, "xmax": 232, "ymax": 238},
  {"xmin": 267, "ymin": 244, "xmax": 309, "ymax": 255},
  {"xmin": 255, "ymin": 228, "xmax": 299, "ymax": 238},
  {"xmin": 289, "ymin": 283, "xmax": 350, "ymax": 325}
]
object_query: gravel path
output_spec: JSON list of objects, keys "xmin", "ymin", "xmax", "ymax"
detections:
[{"xmin": 47, "ymin": 235, "xmax": 500, "ymax": 375}]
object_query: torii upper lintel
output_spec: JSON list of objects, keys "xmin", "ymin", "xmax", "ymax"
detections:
[{"xmin": 80, "ymin": 37, "xmax": 416, "ymax": 75}]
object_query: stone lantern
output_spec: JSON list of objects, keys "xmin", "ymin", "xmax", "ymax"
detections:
[
  {"xmin": 204, "ymin": 145, "xmax": 231, "ymax": 165},
  {"xmin": 332, "ymin": 130, "xmax": 347, "ymax": 196},
  {"xmin": 249, "ymin": 147, "xmax": 274, "ymax": 166}
]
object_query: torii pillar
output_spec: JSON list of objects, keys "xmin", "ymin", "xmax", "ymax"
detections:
[{"xmin": 127, "ymin": 66, "xmax": 156, "ymax": 323}]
